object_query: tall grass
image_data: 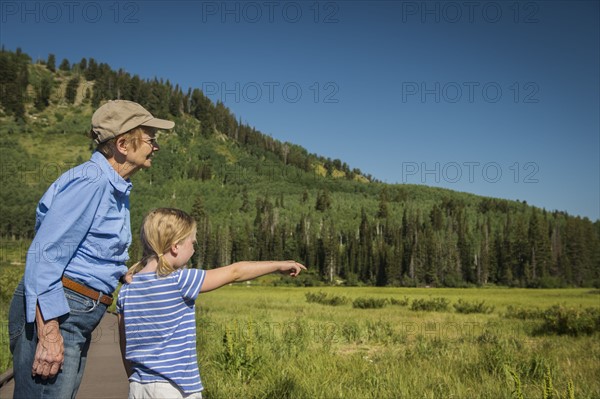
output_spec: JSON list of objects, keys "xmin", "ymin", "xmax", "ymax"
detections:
[
  {"xmin": 195, "ymin": 286, "xmax": 600, "ymax": 398},
  {"xmin": 1, "ymin": 270, "xmax": 599, "ymax": 398},
  {"xmin": 0, "ymin": 263, "xmax": 25, "ymax": 372}
]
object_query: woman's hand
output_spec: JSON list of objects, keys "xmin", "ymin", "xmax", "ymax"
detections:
[{"xmin": 32, "ymin": 318, "xmax": 64, "ymax": 379}]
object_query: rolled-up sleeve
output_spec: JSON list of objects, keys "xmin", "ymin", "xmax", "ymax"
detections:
[{"xmin": 24, "ymin": 176, "xmax": 104, "ymax": 322}]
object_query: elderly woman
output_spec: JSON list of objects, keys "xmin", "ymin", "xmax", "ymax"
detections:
[{"xmin": 8, "ymin": 100, "xmax": 174, "ymax": 399}]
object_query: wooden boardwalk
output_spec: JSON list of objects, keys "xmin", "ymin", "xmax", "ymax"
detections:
[{"xmin": 0, "ymin": 313, "xmax": 129, "ymax": 398}]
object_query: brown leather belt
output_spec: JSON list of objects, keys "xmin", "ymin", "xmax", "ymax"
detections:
[{"xmin": 62, "ymin": 276, "xmax": 113, "ymax": 306}]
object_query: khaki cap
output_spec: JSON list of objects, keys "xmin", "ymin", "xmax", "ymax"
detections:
[{"xmin": 91, "ymin": 100, "xmax": 175, "ymax": 143}]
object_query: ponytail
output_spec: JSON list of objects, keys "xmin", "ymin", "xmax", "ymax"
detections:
[
  {"xmin": 125, "ymin": 208, "xmax": 196, "ymax": 281},
  {"xmin": 156, "ymin": 253, "xmax": 176, "ymax": 277}
]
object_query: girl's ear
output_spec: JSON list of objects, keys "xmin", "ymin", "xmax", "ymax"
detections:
[{"xmin": 170, "ymin": 243, "xmax": 179, "ymax": 256}]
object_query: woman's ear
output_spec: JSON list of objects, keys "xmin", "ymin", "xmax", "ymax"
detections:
[{"xmin": 114, "ymin": 136, "xmax": 129, "ymax": 155}]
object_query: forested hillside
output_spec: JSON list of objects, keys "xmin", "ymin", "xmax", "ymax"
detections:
[{"xmin": 1, "ymin": 48, "xmax": 599, "ymax": 288}]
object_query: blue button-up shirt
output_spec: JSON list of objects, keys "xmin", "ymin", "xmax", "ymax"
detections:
[{"xmin": 24, "ymin": 151, "xmax": 132, "ymax": 322}]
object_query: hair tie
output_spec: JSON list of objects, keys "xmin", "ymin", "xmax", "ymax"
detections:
[{"xmin": 157, "ymin": 253, "xmax": 164, "ymax": 258}]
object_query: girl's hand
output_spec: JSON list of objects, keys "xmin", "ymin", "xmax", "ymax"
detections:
[{"xmin": 280, "ymin": 261, "xmax": 306, "ymax": 277}]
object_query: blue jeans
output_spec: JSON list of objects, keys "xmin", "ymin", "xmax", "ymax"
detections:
[{"xmin": 9, "ymin": 279, "xmax": 108, "ymax": 399}]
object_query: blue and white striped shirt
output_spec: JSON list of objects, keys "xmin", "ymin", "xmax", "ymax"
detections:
[{"xmin": 117, "ymin": 268, "xmax": 206, "ymax": 394}]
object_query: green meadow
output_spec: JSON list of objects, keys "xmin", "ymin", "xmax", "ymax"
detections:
[
  {"xmin": 194, "ymin": 285, "xmax": 599, "ymax": 399},
  {"xmin": 2, "ymin": 263, "xmax": 599, "ymax": 398}
]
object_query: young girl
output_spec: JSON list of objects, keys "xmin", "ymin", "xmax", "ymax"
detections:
[{"xmin": 116, "ymin": 208, "xmax": 305, "ymax": 399}]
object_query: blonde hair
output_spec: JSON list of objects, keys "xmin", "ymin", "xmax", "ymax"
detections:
[
  {"xmin": 89, "ymin": 126, "xmax": 156, "ymax": 158},
  {"xmin": 127, "ymin": 208, "xmax": 197, "ymax": 278}
]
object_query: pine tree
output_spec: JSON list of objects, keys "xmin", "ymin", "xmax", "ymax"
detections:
[
  {"xmin": 322, "ymin": 217, "xmax": 338, "ymax": 283},
  {"xmin": 358, "ymin": 208, "xmax": 373, "ymax": 282},
  {"xmin": 85, "ymin": 58, "xmax": 98, "ymax": 80},
  {"xmin": 59, "ymin": 58, "xmax": 70, "ymax": 71},
  {"xmin": 457, "ymin": 209, "xmax": 474, "ymax": 283},
  {"xmin": 0, "ymin": 49, "xmax": 30, "ymax": 119},
  {"xmin": 565, "ymin": 218, "xmax": 584, "ymax": 285},
  {"xmin": 191, "ymin": 195, "xmax": 210, "ymax": 268},
  {"xmin": 239, "ymin": 188, "xmax": 251, "ymax": 213},
  {"xmin": 377, "ymin": 187, "xmax": 389, "ymax": 219},
  {"xmin": 479, "ymin": 217, "xmax": 492, "ymax": 285},
  {"xmin": 301, "ymin": 190, "xmax": 309, "ymax": 204},
  {"xmin": 35, "ymin": 76, "xmax": 52, "ymax": 111},
  {"xmin": 315, "ymin": 189, "xmax": 331, "ymax": 212},
  {"xmin": 512, "ymin": 215, "xmax": 530, "ymax": 285},
  {"xmin": 65, "ymin": 76, "xmax": 80, "ymax": 104},
  {"xmin": 47, "ymin": 54, "xmax": 56, "ymax": 72},
  {"xmin": 430, "ymin": 204, "xmax": 443, "ymax": 230},
  {"xmin": 499, "ymin": 214, "xmax": 514, "ymax": 285}
]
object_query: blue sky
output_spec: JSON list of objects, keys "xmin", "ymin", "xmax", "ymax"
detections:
[{"xmin": 1, "ymin": 0, "xmax": 598, "ymax": 220}]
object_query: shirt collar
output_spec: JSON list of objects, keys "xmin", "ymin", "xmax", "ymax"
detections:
[{"xmin": 90, "ymin": 151, "xmax": 133, "ymax": 196}]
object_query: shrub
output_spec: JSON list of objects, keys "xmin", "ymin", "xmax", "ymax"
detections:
[
  {"xmin": 537, "ymin": 276, "xmax": 567, "ymax": 289},
  {"xmin": 409, "ymin": 297, "xmax": 450, "ymax": 312},
  {"xmin": 453, "ymin": 299, "xmax": 495, "ymax": 314},
  {"xmin": 389, "ymin": 296, "xmax": 410, "ymax": 306},
  {"xmin": 275, "ymin": 272, "xmax": 323, "ymax": 287},
  {"xmin": 305, "ymin": 291, "xmax": 349, "ymax": 306},
  {"xmin": 536, "ymin": 305, "xmax": 600, "ymax": 336},
  {"xmin": 352, "ymin": 297, "xmax": 388, "ymax": 309},
  {"xmin": 503, "ymin": 305, "xmax": 545, "ymax": 320}
]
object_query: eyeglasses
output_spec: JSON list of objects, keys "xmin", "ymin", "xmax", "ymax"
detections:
[{"xmin": 141, "ymin": 137, "xmax": 159, "ymax": 148}]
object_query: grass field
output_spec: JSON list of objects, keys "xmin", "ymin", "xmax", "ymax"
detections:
[
  {"xmin": 1, "ymin": 263, "xmax": 599, "ymax": 398},
  {"xmin": 194, "ymin": 285, "xmax": 599, "ymax": 399}
]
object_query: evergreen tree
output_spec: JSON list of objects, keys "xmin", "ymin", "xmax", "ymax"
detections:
[
  {"xmin": 322, "ymin": 217, "xmax": 338, "ymax": 283},
  {"xmin": 239, "ymin": 187, "xmax": 251, "ymax": 213},
  {"xmin": 47, "ymin": 54, "xmax": 56, "ymax": 72},
  {"xmin": 564, "ymin": 217, "xmax": 585, "ymax": 285},
  {"xmin": 59, "ymin": 58, "xmax": 70, "ymax": 71},
  {"xmin": 478, "ymin": 217, "xmax": 492, "ymax": 284},
  {"xmin": 499, "ymin": 214, "xmax": 514, "ymax": 285},
  {"xmin": 0, "ymin": 49, "xmax": 28, "ymax": 119},
  {"xmin": 65, "ymin": 76, "xmax": 80, "ymax": 104},
  {"xmin": 377, "ymin": 187, "xmax": 389, "ymax": 218},
  {"xmin": 35, "ymin": 76, "xmax": 52, "ymax": 111},
  {"xmin": 301, "ymin": 190, "xmax": 309, "ymax": 204},
  {"xmin": 528, "ymin": 209, "xmax": 552, "ymax": 285},
  {"xmin": 169, "ymin": 86, "xmax": 183, "ymax": 117},
  {"xmin": 191, "ymin": 195, "xmax": 210, "ymax": 268},
  {"xmin": 315, "ymin": 189, "xmax": 331, "ymax": 212},
  {"xmin": 358, "ymin": 208, "xmax": 373, "ymax": 282},
  {"xmin": 85, "ymin": 58, "xmax": 98, "ymax": 80},
  {"xmin": 512, "ymin": 215, "xmax": 530, "ymax": 285},
  {"xmin": 430, "ymin": 204, "xmax": 443, "ymax": 230}
]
